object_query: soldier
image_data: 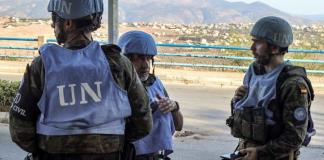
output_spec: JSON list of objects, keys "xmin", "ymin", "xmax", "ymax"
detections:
[
  {"xmin": 118, "ymin": 30, "xmax": 184, "ymax": 160},
  {"xmin": 9, "ymin": 0, "xmax": 152, "ymax": 160},
  {"xmin": 227, "ymin": 16, "xmax": 314, "ymax": 160}
]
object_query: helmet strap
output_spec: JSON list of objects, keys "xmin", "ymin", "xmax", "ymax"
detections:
[
  {"xmin": 60, "ymin": 26, "xmax": 93, "ymax": 47},
  {"xmin": 56, "ymin": 21, "xmax": 67, "ymax": 45},
  {"xmin": 152, "ymin": 57, "xmax": 155, "ymax": 75}
]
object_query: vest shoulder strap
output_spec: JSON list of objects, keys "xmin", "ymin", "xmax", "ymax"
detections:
[
  {"xmin": 277, "ymin": 65, "xmax": 314, "ymax": 101},
  {"xmin": 101, "ymin": 44, "xmax": 122, "ymax": 56}
]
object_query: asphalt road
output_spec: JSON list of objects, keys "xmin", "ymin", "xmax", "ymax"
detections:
[
  {"xmin": 1, "ymin": 83, "xmax": 324, "ymax": 159},
  {"xmin": 165, "ymin": 83, "xmax": 324, "ymax": 160}
]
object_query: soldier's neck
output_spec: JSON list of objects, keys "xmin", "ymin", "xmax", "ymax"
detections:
[
  {"xmin": 64, "ymin": 33, "xmax": 93, "ymax": 49},
  {"xmin": 264, "ymin": 56, "xmax": 284, "ymax": 73}
]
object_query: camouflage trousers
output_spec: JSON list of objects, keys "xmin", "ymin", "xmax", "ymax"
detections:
[
  {"xmin": 238, "ymin": 139, "xmax": 299, "ymax": 160},
  {"xmin": 135, "ymin": 152, "xmax": 171, "ymax": 160},
  {"xmin": 27, "ymin": 150, "xmax": 121, "ymax": 160}
]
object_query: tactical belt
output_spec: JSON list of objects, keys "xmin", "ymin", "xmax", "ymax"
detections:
[{"xmin": 135, "ymin": 152, "xmax": 171, "ymax": 160}]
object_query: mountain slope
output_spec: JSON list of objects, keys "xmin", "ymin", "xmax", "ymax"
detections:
[{"xmin": 0, "ymin": 0, "xmax": 321, "ymax": 24}]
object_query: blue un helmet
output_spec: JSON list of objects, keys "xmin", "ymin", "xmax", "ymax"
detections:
[
  {"xmin": 118, "ymin": 31, "xmax": 158, "ymax": 56},
  {"xmin": 251, "ymin": 16, "xmax": 293, "ymax": 48},
  {"xmin": 48, "ymin": 0, "xmax": 104, "ymax": 44},
  {"xmin": 48, "ymin": 0, "xmax": 104, "ymax": 20}
]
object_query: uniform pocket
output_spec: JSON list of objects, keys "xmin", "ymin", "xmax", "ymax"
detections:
[
  {"xmin": 252, "ymin": 108, "xmax": 267, "ymax": 143},
  {"xmin": 231, "ymin": 110, "xmax": 243, "ymax": 138},
  {"xmin": 252, "ymin": 123, "xmax": 266, "ymax": 143},
  {"xmin": 241, "ymin": 119, "xmax": 252, "ymax": 139}
]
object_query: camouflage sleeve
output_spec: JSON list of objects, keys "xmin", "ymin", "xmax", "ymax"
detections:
[
  {"xmin": 102, "ymin": 45, "xmax": 152, "ymax": 141},
  {"xmin": 257, "ymin": 77, "xmax": 310, "ymax": 159},
  {"xmin": 119, "ymin": 56, "xmax": 152, "ymax": 142},
  {"xmin": 9, "ymin": 56, "xmax": 43, "ymax": 153}
]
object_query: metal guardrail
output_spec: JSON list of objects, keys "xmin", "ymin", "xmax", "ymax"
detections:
[
  {"xmin": 0, "ymin": 37, "xmax": 324, "ymax": 74},
  {"xmin": 157, "ymin": 43, "xmax": 324, "ymax": 54},
  {"xmin": 0, "ymin": 46, "xmax": 37, "ymax": 50},
  {"xmin": 3, "ymin": 37, "xmax": 324, "ymax": 54},
  {"xmin": 155, "ymin": 62, "xmax": 248, "ymax": 70},
  {"xmin": 0, "ymin": 55, "xmax": 34, "ymax": 59},
  {"xmin": 0, "ymin": 37, "xmax": 39, "ymax": 51},
  {"xmin": 0, "ymin": 37, "xmax": 38, "ymax": 42},
  {"xmin": 46, "ymin": 39, "xmax": 57, "ymax": 43},
  {"xmin": 158, "ymin": 53, "xmax": 324, "ymax": 64},
  {"xmin": 154, "ymin": 62, "xmax": 324, "ymax": 74}
]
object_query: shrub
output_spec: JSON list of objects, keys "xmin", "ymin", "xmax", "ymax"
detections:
[{"xmin": 0, "ymin": 80, "xmax": 20, "ymax": 112}]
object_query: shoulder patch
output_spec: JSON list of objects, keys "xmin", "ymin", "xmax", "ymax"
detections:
[
  {"xmin": 294, "ymin": 107, "xmax": 307, "ymax": 121},
  {"xmin": 298, "ymin": 83, "xmax": 308, "ymax": 95}
]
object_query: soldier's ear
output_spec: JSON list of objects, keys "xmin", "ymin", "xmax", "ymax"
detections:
[
  {"xmin": 270, "ymin": 45, "xmax": 280, "ymax": 55},
  {"xmin": 64, "ymin": 20, "xmax": 75, "ymax": 32}
]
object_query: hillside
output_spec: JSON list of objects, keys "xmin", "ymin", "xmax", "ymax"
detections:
[{"xmin": 0, "ymin": 0, "xmax": 321, "ymax": 24}]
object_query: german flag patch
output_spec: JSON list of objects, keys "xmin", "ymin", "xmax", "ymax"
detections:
[{"xmin": 298, "ymin": 84, "xmax": 308, "ymax": 95}]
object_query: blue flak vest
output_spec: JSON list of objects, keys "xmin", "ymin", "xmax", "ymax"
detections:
[
  {"xmin": 133, "ymin": 77, "xmax": 175, "ymax": 156},
  {"xmin": 37, "ymin": 41, "xmax": 131, "ymax": 136},
  {"xmin": 234, "ymin": 62, "xmax": 287, "ymax": 124}
]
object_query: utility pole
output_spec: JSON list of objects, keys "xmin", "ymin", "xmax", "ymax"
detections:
[{"xmin": 108, "ymin": 0, "xmax": 118, "ymax": 44}]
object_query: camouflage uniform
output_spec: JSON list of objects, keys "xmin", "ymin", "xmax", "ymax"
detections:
[
  {"xmin": 9, "ymin": 44, "xmax": 153, "ymax": 159},
  {"xmin": 233, "ymin": 62, "xmax": 314, "ymax": 160}
]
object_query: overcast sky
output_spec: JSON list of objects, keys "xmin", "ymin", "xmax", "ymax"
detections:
[{"xmin": 227, "ymin": 0, "xmax": 324, "ymax": 15}]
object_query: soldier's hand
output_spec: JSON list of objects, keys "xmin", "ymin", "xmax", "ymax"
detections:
[
  {"xmin": 233, "ymin": 85, "xmax": 248, "ymax": 102},
  {"xmin": 156, "ymin": 93, "xmax": 177, "ymax": 114},
  {"xmin": 237, "ymin": 147, "xmax": 257, "ymax": 160}
]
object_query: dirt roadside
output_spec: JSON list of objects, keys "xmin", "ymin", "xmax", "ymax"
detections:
[{"xmin": 1, "ymin": 60, "xmax": 324, "ymax": 94}]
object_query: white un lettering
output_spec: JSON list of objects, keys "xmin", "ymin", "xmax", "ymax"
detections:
[
  {"xmin": 53, "ymin": 1, "xmax": 72, "ymax": 15},
  {"xmin": 57, "ymin": 81, "xmax": 103, "ymax": 107}
]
